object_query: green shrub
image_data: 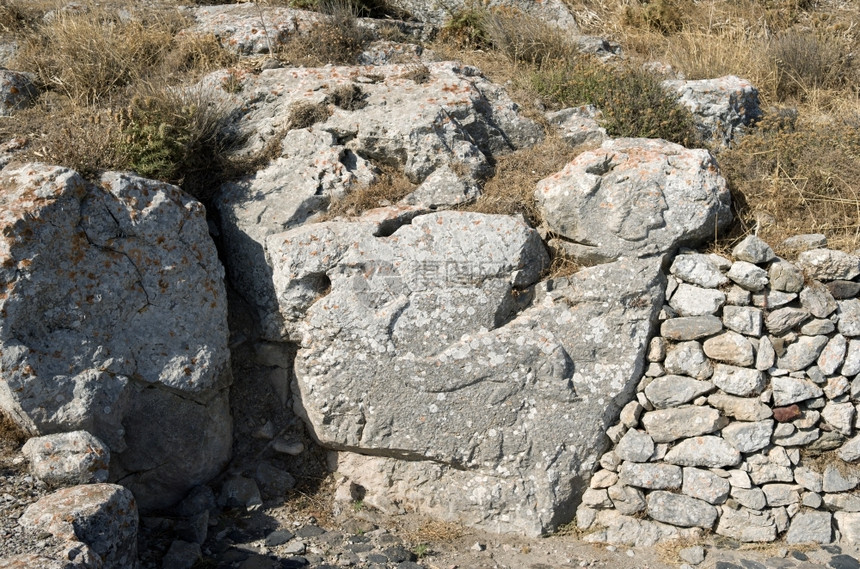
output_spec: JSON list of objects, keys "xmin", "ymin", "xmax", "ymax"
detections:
[
  {"xmin": 532, "ymin": 58, "xmax": 698, "ymax": 146},
  {"xmin": 440, "ymin": 8, "xmax": 491, "ymax": 49}
]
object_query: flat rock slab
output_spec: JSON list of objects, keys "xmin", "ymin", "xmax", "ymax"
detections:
[
  {"xmin": 535, "ymin": 138, "xmax": 732, "ymax": 265},
  {"xmin": 0, "ymin": 164, "xmax": 232, "ymax": 510},
  {"xmin": 270, "ymin": 209, "xmax": 665, "ymax": 535},
  {"xmin": 207, "ymin": 62, "xmax": 542, "ymax": 339}
]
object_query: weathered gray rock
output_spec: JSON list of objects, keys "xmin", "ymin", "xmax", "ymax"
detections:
[
  {"xmin": 722, "ymin": 306, "xmax": 762, "ymax": 336},
  {"xmin": 781, "ymin": 233, "xmax": 827, "ymax": 254},
  {"xmin": 824, "ymin": 375, "xmax": 850, "ymax": 398},
  {"xmin": 644, "ymin": 375, "xmax": 713, "ymax": 408},
  {"xmin": 669, "ymin": 284, "xmax": 727, "ymax": 317},
  {"xmin": 661, "ymin": 316, "xmax": 723, "ymax": 341},
  {"xmin": 843, "ymin": 340, "xmax": 860, "ymax": 376},
  {"xmin": 191, "ymin": 5, "xmax": 323, "ymax": 55},
  {"xmin": 663, "ymin": 344, "xmax": 714, "ymax": 380},
  {"xmin": 584, "ymin": 511, "xmax": 698, "ymax": 547},
  {"xmin": 732, "ymin": 235, "xmax": 775, "ymax": 264},
  {"xmin": 774, "ymin": 426, "xmax": 820, "ymax": 446},
  {"xmin": 590, "ymin": 470, "xmax": 618, "ymax": 489},
  {"xmin": 682, "ymin": 467, "xmax": 730, "ymax": 504},
  {"xmin": 710, "ymin": 364, "xmax": 766, "ymax": 397},
  {"xmin": 822, "ymin": 401, "xmax": 855, "ymax": 435},
  {"xmin": 828, "ymin": 280, "xmax": 860, "ymax": 299},
  {"xmin": 661, "ymin": 76, "xmax": 761, "ymax": 146},
  {"xmin": 535, "ymin": 138, "xmax": 731, "ymax": 265},
  {"xmin": 679, "ymin": 545, "xmax": 706, "ymax": 565},
  {"xmin": 664, "ymin": 436, "xmax": 741, "ymax": 468},
  {"xmin": 794, "ymin": 466, "xmax": 823, "ymax": 492},
  {"xmin": 836, "ymin": 512, "xmax": 860, "ymax": 544},
  {"xmin": 721, "ymin": 420, "xmax": 774, "ymax": 453},
  {"xmin": 619, "ymin": 401, "xmax": 643, "ymax": 427},
  {"xmin": 582, "ymin": 488, "xmax": 613, "ymax": 509},
  {"xmin": 761, "ymin": 483, "xmax": 800, "ymax": 507},
  {"xmin": 22, "ymin": 431, "xmax": 109, "ymax": 486},
  {"xmin": 769, "ymin": 260, "xmax": 805, "ymax": 293},
  {"xmin": 646, "ymin": 491, "xmax": 717, "ymax": 528},
  {"xmin": 839, "ymin": 299, "xmax": 860, "ymax": 337},
  {"xmin": 800, "ymin": 283, "xmax": 838, "ymax": 318},
  {"xmin": 209, "ymin": 62, "xmax": 542, "ymax": 339},
  {"xmin": 388, "ymin": 0, "xmax": 579, "ymax": 28},
  {"xmin": 607, "ymin": 484, "xmax": 646, "ymax": 515},
  {"xmin": 618, "ymin": 462, "xmax": 682, "ymax": 490},
  {"xmin": 756, "ymin": 289, "xmax": 797, "ymax": 308},
  {"xmin": 707, "ymin": 392, "xmax": 772, "ymax": 421},
  {"xmin": 747, "ymin": 448, "xmax": 794, "ymax": 484},
  {"xmin": 703, "ymin": 332, "xmax": 754, "ymax": 366},
  {"xmin": 732, "ymin": 487, "xmax": 767, "ymax": 510},
  {"xmin": 776, "ymin": 336, "xmax": 830, "ymax": 372},
  {"xmin": 823, "ymin": 464, "xmax": 860, "ymax": 493},
  {"xmin": 802, "ymin": 319, "xmax": 836, "ymax": 336},
  {"xmin": 726, "ymin": 261, "xmax": 769, "ymax": 291},
  {"xmin": 715, "ymin": 507, "xmax": 777, "ymax": 542},
  {"xmin": 797, "ymin": 249, "xmax": 860, "ymax": 281},
  {"xmin": 0, "ymin": 165, "xmax": 232, "ymax": 510},
  {"xmin": 276, "ymin": 213, "xmax": 664, "ymax": 535},
  {"xmin": 772, "ymin": 376, "xmax": 825, "ymax": 406},
  {"xmin": 756, "ymin": 336, "xmax": 776, "ymax": 370},
  {"xmin": 728, "ymin": 469, "xmax": 752, "ymax": 489},
  {"xmin": 547, "ymin": 106, "xmax": 607, "ymax": 148},
  {"xmin": 19, "ymin": 484, "xmax": 138, "ymax": 569},
  {"xmin": 162, "ymin": 540, "xmax": 200, "ymax": 569},
  {"xmin": 641, "ymin": 407, "xmax": 725, "ymax": 443},
  {"xmin": 840, "ymin": 436, "xmax": 860, "ymax": 462},
  {"xmin": 786, "ymin": 511, "xmax": 833, "ymax": 544},
  {"xmin": 615, "ymin": 429, "xmax": 655, "ymax": 463},
  {"xmin": 648, "ymin": 337, "xmax": 667, "ymax": 362},
  {"xmin": 765, "ymin": 307, "xmax": 811, "ymax": 335},
  {"xmin": 669, "ymin": 253, "xmax": 728, "ymax": 288},
  {"xmin": 726, "ymin": 285, "xmax": 751, "ymax": 306},
  {"xmin": 0, "ymin": 70, "xmax": 37, "ymax": 116},
  {"xmin": 823, "ymin": 493, "xmax": 860, "ymax": 512}
]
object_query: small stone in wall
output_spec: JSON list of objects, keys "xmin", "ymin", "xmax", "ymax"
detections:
[
  {"xmin": 721, "ymin": 420, "xmax": 774, "ymax": 453},
  {"xmin": 794, "ymin": 466, "xmax": 824, "ymax": 492},
  {"xmin": 715, "ymin": 507, "xmax": 777, "ymax": 542},
  {"xmin": 840, "ymin": 436, "xmax": 860, "ymax": 462},
  {"xmin": 727, "ymin": 261, "xmax": 769, "ymax": 292},
  {"xmin": 711, "ymin": 364, "xmax": 766, "ymax": 397},
  {"xmin": 761, "ymin": 483, "xmax": 801, "ymax": 507},
  {"xmin": 786, "ymin": 511, "xmax": 833, "ymax": 544},
  {"xmin": 703, "ymin": 333, "xmax": 755, "ymax": 367},
  {"xmin": 756, "ymin": 336, "xmax": 777, "ymax": 371},
  {"xmin": 800, "ymin": 283, "xmax": 838, "ymax": 318},
  {"xmin": 769, "ymin": 260, "xmax": 805, "ymax": 293},
  {"xmin": 802, "ymin": 319, "xmax": 837, "ymax": 336},
  {"xmin": 772, "ymin": 376, "xmax": 825, "ymax": 406},
  {"xmin": 645, "ymin": 374, "xmax": 713, "ymax": 409},
  {"xmin": 646, "ymin": 491, "xmax": 718, "ymax": 529},
  {"xmin": 615, "ymin": 429, "xmax": 655, "ymax": 463},
  {"xmin": 641, "ymin": 407, "xmax": 726, "ymax": 443},
  {"xmin": 823, "ymin": 464, "xmax": 860, "ymax": 493},
  {"xmin": 797, "ymin": 249, "xmax": 860, "ymax": 281},
  {"xmin": 773, "ymin": 405, "xmax": 802, "ymax": 422},
  {"xmin": 707, "ymin": 392, "xmax": 772, "ymax": 421},
  {"xmin": 733, "ymin": 235, "xmax": 775, "ymax": 264},
  {"xmin": 618, "ymin": 462, "xmax": 682, "ymax": 490},
  {"xmin": 822, "ymin": 401, "xmax": 855, "ymax": 436},
  {"xmin": 665, "ymin": 343, "xmax": 714, "ymax": 380},
  {"xmin": 670, "ymin": 253, "xmax": 728, "ymax": 288},
  {"xmin": 670, "ymin": 284, "xmax": 727, "ymax": 317},
  {"xmin": 607, "ymin": 484, "xmax": 646, "ymax": 515},
  {"xmin": 732, "ymin": 487, "xmax": 767, "ymax": 510},
  {"xmin": 682, "ymin": 467, "xmax": 730, "ymax": 504},
  {"xmin": 722, "ymin": 306, "xmax": 763, "ymax": 337},
  {"xmin": 781, "ymin": 234, "xmax": 827, "ymax": 254},
  {"xmin": 22, "ymin": 431, "xmax": 109, "ymax": 486},
  {"xmin": 839, "ymin": 299, "xmax": 860, "ymax": 337},
  {"xmin": 664, "ymin": 436, "xmax": 741, "ymax": 468},
  {"xmin": 661, "ymin": 316, "xmax": 724, "ymax": 341}
]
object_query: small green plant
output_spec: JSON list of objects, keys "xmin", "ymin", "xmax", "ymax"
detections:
[
  {"xmin": 413, "ymin": 543, "xmax": 430, "ymax": 558},
  {"xmin": 531, "ymin": 57, "xmax": 698, "ymax": 146},
  {"xmin": 351, "ymin": 499, "xmax": 364, "ymax": 512},
  {"xmin": 440, "ymin": 8, "xmax": 490, "ymax": 49}
]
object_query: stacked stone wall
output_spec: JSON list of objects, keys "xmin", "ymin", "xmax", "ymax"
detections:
[{"xmin": 579, "ymin": 235, "xmax": 860, "ymax": 547}]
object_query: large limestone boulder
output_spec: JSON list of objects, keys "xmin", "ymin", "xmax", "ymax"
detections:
[
  {"xmin": 265, "ymin": 208, "xmax": 664, "ymax": 535},
  {"xmin": 535, "ymin": 138, "xmax": 732, "ymax": 265},
  {"xmin": 210, "ymin": 62, "xmax": 543, "ymax": 340},
  {"xmin": 0, "ymin": 164, "xmax": 232, "ymax": 510}
]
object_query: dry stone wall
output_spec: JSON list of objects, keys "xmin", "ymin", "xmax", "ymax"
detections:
[{"xmin": 579, "ymin": 234, "xmax": 860, "ymax": 547}]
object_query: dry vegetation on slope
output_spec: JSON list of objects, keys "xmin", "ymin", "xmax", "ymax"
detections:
[{"xmin": 0, "ymin": 0, "xmax": 858, "ymax": 254}]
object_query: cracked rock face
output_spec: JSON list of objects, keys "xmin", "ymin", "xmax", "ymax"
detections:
[
  {"xmin": 0, "ymin": 164, "xmax": 232, "ymax": 510},
  {"xmin": 536, "ymin": 138, "xmax": 732, "ymax": 265},
  {"xmin": 265, "ymin": 208, "xmax": 664, "ymax": 535},
  {"xmin": 210, "ymin": 62, "xmax": 543, "ymax": 340}
]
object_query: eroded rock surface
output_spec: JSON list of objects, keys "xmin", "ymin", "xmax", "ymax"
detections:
[
  {"xmin": 0, "ymin": 164, "xmax": 232, "ymax": 510},
  {"xmin": 210, "ymin": 62, "xmax": 542, "ymax": 339},
  {"xmin": 261, "ymin": 209, "xmax": 665, "ymax": 535},
  {"xmin": 536, "ymin": 138, "xmax": 732, "ymax": 265}
]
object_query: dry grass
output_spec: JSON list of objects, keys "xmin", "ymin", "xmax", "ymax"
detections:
[
  {"xmin": 324, "ymin": 166, "xmax": 415, "ymax": 218},
  {"xmin": 0, "ymin": 410, "xmax": 27, "ymax": 458},
  {"xmin": 402, "ymin": 519, "xmax": 467, "ymax": 544},
  {"xmin": 466, "ymin": 135, "xmax": 576, "ymax": 226},
  {"xmin": 280, "ymin": 0, "xmax": 373, "ymax": 65},
  {"xmin": 287, "ymin": 101, "xmax": 333, "ymax": 129}
]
